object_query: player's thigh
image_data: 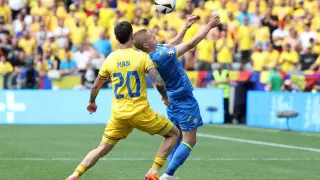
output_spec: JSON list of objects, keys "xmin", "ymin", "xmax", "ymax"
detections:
[
  {"xmin": 102, "ymin": 117, "xmax": 133, "ymax": 145},
  {"xmin": 168, "ymin": 94, "xmax": 203, "ymax": 132},
  {"xmin": 132, "ymin": 108, "xmax": 175, "ymax": 137}
]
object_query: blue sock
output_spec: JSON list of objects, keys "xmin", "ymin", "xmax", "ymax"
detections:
[
  {"xmin": 165, "ymin": 141, "xmax": 193, "ymax": 176},
  {"xmin": 168, "ymin": 139, "xmax": 181, "ymax": 164}
]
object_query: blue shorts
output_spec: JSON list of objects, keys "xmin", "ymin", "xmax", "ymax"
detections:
[{"xmin": 167, "ymin": 92, "xmax": 203, "ymax": 131}]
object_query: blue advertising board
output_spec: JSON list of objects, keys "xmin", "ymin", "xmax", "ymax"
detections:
[
  {"xmin": 247, "ymin": 91, "xmax": 320, "ymax": 132},
  {"xmin": 0, "ymin": 89, "xmax": 224, "ymax": 124}
]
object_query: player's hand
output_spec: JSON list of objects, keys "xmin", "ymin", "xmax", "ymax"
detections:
[
  {"xmin": 208, "ymin": 15, "xmax": 220, "ymax": 28},
  {"xmin": 185, "ymin": 15, "xmax": 198, "ymax": 29},
  {"xmin": 87, "ymin": 102, "xmax": 97, "ymax": 114},
  {"xmin": 162, "ymin": 98, "xmax": 170, "ymax": 106}
]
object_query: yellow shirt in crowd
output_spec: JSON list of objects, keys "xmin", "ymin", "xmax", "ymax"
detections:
[
  {"xmin": 264, "ymin": 50, "xmax": 279, "ymax": 69},
  {"xmin": 216, "ymin": 37, "xmax": 234, "ymax": 64},
  {"xmin": 251, "ymin": 51, "xmax": 268, "ymax": 72},
  {"xmin": 239, "ymin": 25, "xmax": 255, "ymax": 51},
  {"xmin": 18, "ymin": 38, "xmax": 37, "ymax": 56},
  {"xmin": 196, "ymin": 39, "xmax": 214, "ymax": 62},
  {"xmin": 278, "ymin": 51, "xmax": 299, "ymax": 72},
  {"xmin": 0, "ymin": 61, "xmax": 13, "ymax": 73}
]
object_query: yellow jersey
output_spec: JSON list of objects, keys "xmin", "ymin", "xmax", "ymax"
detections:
[{"xmin": 98, "ymin": 48, "xmax": 155, "ymax": 119}]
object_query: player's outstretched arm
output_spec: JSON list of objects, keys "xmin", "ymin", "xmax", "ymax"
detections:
[
  {"xmin": 87, "ymin": 76, "xmax": 106, "ymax": 113},
  {"xmin": 175, "ymin": 15, "xmax": 220, "ymax": 57},
  {"xmin": 165, "ymin": 15, "xmax": 198, "ymax": 47},
  {"xmin": 147, "ymin": 68, "xmax": 169, "ymax": 105}
]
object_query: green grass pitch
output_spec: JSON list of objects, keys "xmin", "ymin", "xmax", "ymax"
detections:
[{"xmin": 1, "ymin": 124, "xmax": 320, "ymax": 180}]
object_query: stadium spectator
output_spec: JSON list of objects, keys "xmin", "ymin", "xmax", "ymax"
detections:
[
  {"xmin": 70, "ymin": 18, "xmax": 86, "ymax": 49},
  {"xmin": 212, "ymin": 62, "xmax": 231, "ymax": 123},
  {"xmin": 0, "ymin": 54, "xmax": 13, "ymax": 75},
  {"xmin": 284, "ymin": 29, "xmax": 302, "ymax": 52},
  {"xmin": 99, "ymin": 0, "xmax": 115, "ymax": 28},
  {"xmin": 251, "ymin": 43, "xmax": 267, "ymax": 72},
  {"xmin": 58, "ymin": 42, "xmax": 71, "ymax": 60},
  {"xmin": 300, "ymin": 23, "xmax": 317, "ymax": 51},
  {"xmin": 195, "ymin": 35, "xmax": 214, "ymax": 71},
  {"xmin": 53, "ymin": 18, "xmax": 70, "ymax": 48},
  {"xmin": 0, "ymin": 0, "xmax": 12, "ymax": 24},
  {"xmin": 309, "ymin": 54, "xmax": 320, "ymax": 71},
  {"xmin": 12, "ymin": 13, "xmax": 24, "ymax": 35},
  {"xmin": 272, "ymin": 21, "xmax": 289, "ymax": 51},
  {"xmin": 254, "ymin": 20, "xmax": 270, "ymax": 50},
  {"xmin": 264, "ymin": 42, "xmax": 279, "ymax": 70},
  {"xmin": 60, "ymin": 52, "xmax": 77, "ymax": 75},
  {"xmin": 8, "ymin": 0, "xmax": 25, "ymax": 20},
  {"xmin": 237, "ymin": 2, "xmax": 252, "ymax": 26},
  {"xmin": 282, "ymin": 79, "xmax": 299, "ymax": 92},
  {"xmin": 262, "ymin": 7, "xmax": 278, "ymax": 42},
  {"xmin": 87, "ymin": 14, "xmax": 104, "ymax": 44},
  {"xmin": 0, "ymin": 35, "xmax": 13, "ymax": 56},
  {"xmin": 239, "ymin": 16, "xmax": 255, "ymax": 67},
  {"xmin": 216, "ymin": 29, "xmax": 233, "ymax": 67},
  {"xmin": 300, "ymin": 46, "xmax": 318, "ymax": 71},
  {"xmin": 18, "ymin": 31, "xmax": 37, "ymax": 58},
  {"xmin": 0, "ymin": 16, "xmax": 10, "ymax": 40},
  {"xmin": 43, "ymin": 33, "xmax": 59, "ymax": 57},
  {"xmin": 250, "ymin": 6, "xmax": 264, "ymax": 29},
  {"xmin": 74, "ymin": 44, "xmax": 90, "ymax": 73},
  {"xmin": 278, "ymin": 43, "xmax": 299, "ymax": 73},
  {"xmin": 34, "ymin": 52, "xmax": 48, "ymax": 72},
  {"xmin": 19, "ymin": 63, "xmax": 39, "ymax": 89},
  {"xmin": 34, "ymin": 22, "xmax": 47, "ymax": 48},
  {"xmin": 265, "ymin": 66, "xmax": 284, "ymax": 92}
]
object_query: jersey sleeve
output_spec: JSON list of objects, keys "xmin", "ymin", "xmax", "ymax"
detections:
[
  {"xmin": 98, "ymin": 58, "xmax": 110, "ymax": 80},
  {"xmin": 144, "ymin": 54, "xmax": 156, "ymax": 73}
]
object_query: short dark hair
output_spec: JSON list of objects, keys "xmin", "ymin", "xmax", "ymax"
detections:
[{"xmin": 114, "ymin": 21, "xmax": 133, "ymax": 44}]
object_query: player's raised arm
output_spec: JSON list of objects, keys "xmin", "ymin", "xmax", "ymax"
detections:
[
  {"xmin": 165, "ymin": 15, "xmax": 198, "ymax": 47},
  {"xmin": 175, "ymin": 15, "xmax": 220, "ymax": 57},
  {"xmin": 147, "ymin": 68, "xmax": 170, "ymax": 106}
]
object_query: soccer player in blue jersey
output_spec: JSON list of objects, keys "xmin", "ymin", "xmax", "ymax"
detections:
[{"xmin": 134, "ymin": 15, "xmax": 220, "ymax": 179}]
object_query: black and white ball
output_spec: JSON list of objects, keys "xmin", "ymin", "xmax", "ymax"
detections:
[{"xmin": 155, "ymin": 0, "xmax": 176, "ymax": 14}]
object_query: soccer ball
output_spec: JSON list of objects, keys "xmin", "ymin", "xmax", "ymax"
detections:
[{"xmin": 154, "ymin": 0, "xmax": 176, "ymax": 14}]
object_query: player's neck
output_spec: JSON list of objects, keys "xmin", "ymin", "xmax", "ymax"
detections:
[{"xmin": 119, "ymin": 41, "xmax": 133, "ymax": 49}]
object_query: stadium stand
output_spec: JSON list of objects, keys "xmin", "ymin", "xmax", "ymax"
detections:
[{"xmin": 0, "ymin": 0, "xmax": 319, "ymax": 92}]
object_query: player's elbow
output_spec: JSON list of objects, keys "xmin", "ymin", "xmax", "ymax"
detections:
[
  {"xmin": 187, "ymin": 41, "xmax": 195, "ymax": 50},
  {"xmin": 154, "ymin": 81, "xmax": 165, "ymax": 89}
]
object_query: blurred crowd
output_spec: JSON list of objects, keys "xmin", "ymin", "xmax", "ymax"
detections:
[{"xmin": 0, "ymin": 0, "xmax": 320, "ymax": 89}]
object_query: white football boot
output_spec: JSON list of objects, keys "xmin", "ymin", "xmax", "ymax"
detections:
[{"xmin": 160, "ymin": 173, "xmax": 180, "ymax": 180}]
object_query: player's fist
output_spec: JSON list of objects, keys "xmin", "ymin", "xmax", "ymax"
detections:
[
  {"xmin": 208, "ymin": 15, "xmax": 220, "ymax": 28},
  {"xmin": 162, "ymin": 98, "xmax": 170, "ymax": 106},
  {"xmin": 87, "ymin": 102, "xmax": 97, "ymax": 114}
]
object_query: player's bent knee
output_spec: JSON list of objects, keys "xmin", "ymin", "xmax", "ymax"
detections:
[
  {"xmin": 182, "ymin": 129, "xmax": 197, "ymax": 145},
  {"xmin": 166, "ymin": 125, "xmax": 180, "ymax": 138}
]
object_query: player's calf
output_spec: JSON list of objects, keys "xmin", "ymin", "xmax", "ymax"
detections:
[
  {"xmin": 163, "ymin": 128, "xmax": 197, "ymax": 177},
  {"xmin": 145, "ymin": 125, "xmax": 180, "ymax": 180},
  {"xmin": 66, "ymin": 140, "xmax": 115, "ymax": 179}
]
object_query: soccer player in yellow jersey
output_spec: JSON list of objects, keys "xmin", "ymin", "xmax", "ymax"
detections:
[{"xmin": 65, "ymin": 22, "xmax": 179, "ymax": 180}]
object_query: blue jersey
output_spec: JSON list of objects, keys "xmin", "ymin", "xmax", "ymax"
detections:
[{"xmin": 150, "ymin": 45, "xmax": 193, "ymax": 99}]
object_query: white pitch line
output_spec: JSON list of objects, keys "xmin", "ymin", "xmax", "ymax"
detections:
[
  {"xmin": 197, "ymin": 133, "xmax": 320, "ymax": 153},
  {"xmin": 0, "ymin": 157, "xmax": 320, "ymax": 161}
]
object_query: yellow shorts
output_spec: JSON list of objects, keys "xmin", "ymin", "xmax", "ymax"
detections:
[{"xmin": 102, "ymin": 108, "xmax": 173, "ymax": 145}]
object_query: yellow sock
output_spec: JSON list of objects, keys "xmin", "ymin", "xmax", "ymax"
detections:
[
  {"xmin": 72, "ymin": 164, "xmax": 87, "ymax": 178},
  {"xmin": 152, "ymin": 156, "xmax": 167, "ymax": 171}
]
